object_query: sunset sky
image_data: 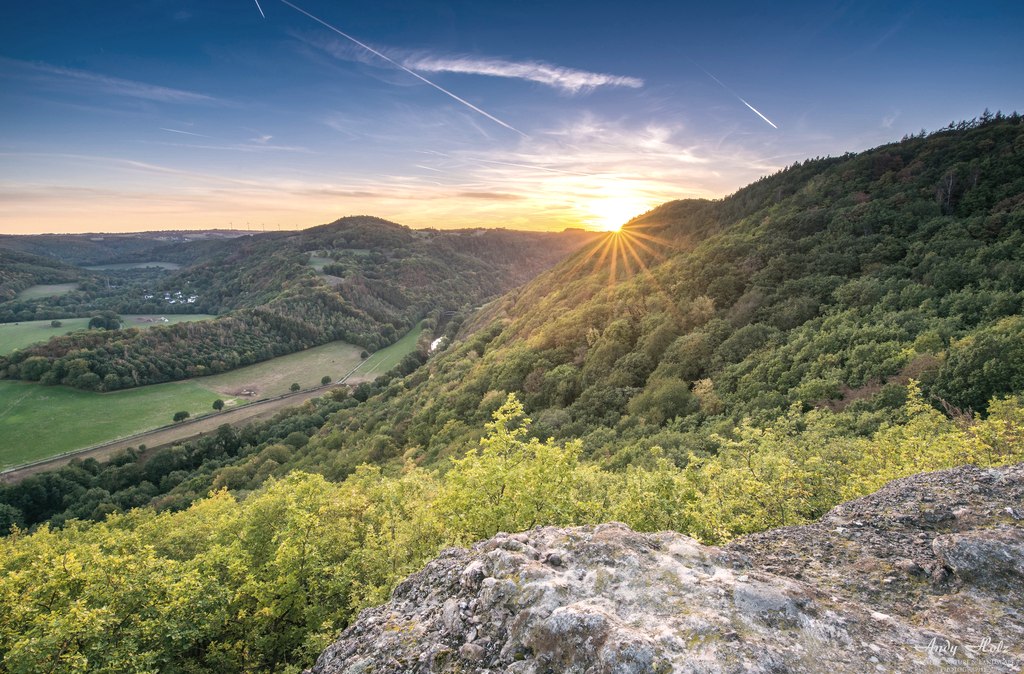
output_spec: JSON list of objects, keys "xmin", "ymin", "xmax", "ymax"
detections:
[{"xmin": 2, "ymin": 0, "xmax": 1022, "ymax": 234}]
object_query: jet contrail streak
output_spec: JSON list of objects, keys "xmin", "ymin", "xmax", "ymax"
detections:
[
  {"xmin": 253, "ymin": 0, "xmax": 266, "ymax": 19},
  {"xmin": 277, "ymin": 0, "xmax": 527, "ymax": 137},
  {"xmin": 739, "ymin": 98, "xmax": 778, "ymax": 129},
  {"xmin": 159, "ymin": 127, "xmax": 211, "ymax": 138},
  {"xmin": 700, "ymin": 67, "xmax": 778, "ymax": 129}
]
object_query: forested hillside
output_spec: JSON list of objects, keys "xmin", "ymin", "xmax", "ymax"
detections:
[
  {"xmin": 0, "ymin": 220, "xmax": 595, "ymax": 390},
  {"xmin": 0, "ymin": 230, "xmax": 244, "ymax": 268},
  {"xmin": 0, "ymin": 249, "xmax": 84, "ymax": 302},
  {"xmin": 2, "ymin": 115, "xmax": 1024, "ymax": 674},
  {"xmin": 270, "ymin": 114, "xmax": 1024, "ymax": 476}
]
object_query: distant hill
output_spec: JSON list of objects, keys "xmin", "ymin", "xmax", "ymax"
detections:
[
  {"xmin": 0, "ymin": 249, "xmax": 84, "ymax": 302},
  {"xmin": 0, "ymin": 230, "xmax": 247, "ymax": 267},
  {"xmin": 0, "ymin": 220, "xmax": 597, "ymax": 390}
]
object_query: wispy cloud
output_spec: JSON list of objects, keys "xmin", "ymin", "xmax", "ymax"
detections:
[
  {"xmin": 279, "ymin": 0, "xmax": 526, "ymax": 136},
  {"xmin": 403, "ymin": 55, "xmax": 643, "ymax": 94},
  {"xmin": 457, "ymin": 191, "xmax": 523, "ymax": 200},
  {"xmin": 0, "ymin": 113, "xmax": 791, "ymax": 234},
  {"xmin": 0, "ymin": 57, "xmax": 218, "ymax": 104}
]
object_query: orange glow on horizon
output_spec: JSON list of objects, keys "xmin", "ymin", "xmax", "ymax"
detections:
[{"xmin": 584, "ymin": 196, "xmax": 653, "ymax": 233}]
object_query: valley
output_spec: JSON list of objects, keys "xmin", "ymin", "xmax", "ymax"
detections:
[
  {"xmin": 0, "ymin": 117, "xmax": 1022, "ymax": 673},
  {"xmin": 0, "ymin": 323, "xmax": 425, "ymax": 471},
  {"xmin": 2, "ymin": 0, "xmax": 1023, "ymax": 670}
]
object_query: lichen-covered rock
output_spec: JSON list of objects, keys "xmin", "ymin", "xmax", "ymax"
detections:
[
  {"xmin": 932, "ymin": 527, "xmax": 1024, "ymax": 586},
  {"xmin": 308, "ymin": 464, "xmax": 1024, "ymax": 674}
]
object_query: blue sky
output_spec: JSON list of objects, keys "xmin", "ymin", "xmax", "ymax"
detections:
[{"xmin": 1, "ymin": 0, "xmax": 1021, "ymax": 233}]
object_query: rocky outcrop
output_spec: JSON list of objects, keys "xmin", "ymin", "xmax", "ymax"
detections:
[{"xmin": 308, "ymin": 464, "xmax": 1023, "ymax": 673}]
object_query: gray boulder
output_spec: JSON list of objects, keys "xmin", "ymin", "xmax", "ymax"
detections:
[{"xmin": 308, "ymin": 464, "xmax": 1024, "ymax": 673}]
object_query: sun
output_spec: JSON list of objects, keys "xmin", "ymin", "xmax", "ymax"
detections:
[
  {"xmin": 567, "ymin": 207, "xmax": 677, "ymax": 291},
  {"xmin": 587, "ymin": 197, "xmax": 651, "ymax": 232}
]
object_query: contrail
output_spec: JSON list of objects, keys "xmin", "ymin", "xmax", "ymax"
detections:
[
  {"xmin": 159, "ymin": 127, "xmax": 211, "ymax": 138},
  {"xmin": 253, "ymin": 0, "xmax": 265, "ymax": 19},
  {"xmin": 277, "ymin": 0, "xmax": 527, "ymax": 137},
  {"xmin": 738, "ymin": 98, "xmax": 778, "ymax": 130},
  {"xmin": 700, "ymin": 67, "xmax": 778, "ymax": 130}
]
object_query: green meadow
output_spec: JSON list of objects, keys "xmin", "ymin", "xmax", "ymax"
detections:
[
  {"xmin": 0, "ymin": 323, "xmax": 424, "ymax": 468},
  {"xmin": 352, "ymin": 322, "xmax": 424, "ymax": 380},
  {"xmin": 199, "ymin": 341, "xmax": 367, "ymax": 398},
  {"xmin": 0, "ymin": 379, "xmax": 220, "ymax": 469},
  {"xmin": 0, "ymin": 315, "xmax": 216, "ymax": 356},
  {"xmin": 15, "ymin": 284, "xmax": 79, "ymax": 300}
]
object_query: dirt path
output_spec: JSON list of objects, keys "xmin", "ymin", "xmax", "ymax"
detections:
[
  {"xmin": 0, "ymin": 385, "xmax": 341, "ymax": 483},
  {"xmin": 0, "ymin": 327, "xmax": 399, "ymax": 485},
  {"xmin": 0, "ymin": 353, "xmax": 384, "ymax": 485}
]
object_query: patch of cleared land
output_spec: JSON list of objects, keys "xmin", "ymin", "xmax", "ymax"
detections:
[
  {"xmin": 0, "ymin": 314, "xmax": 215, "ymax": 356},
  {"xmin": 0, "ymin": 379, "xmax": 220, "ymax": 469},
  {"xmin": 16, "ymin": 283, "xmax": 79, "ymax": 300},
  {"xmin": 307, "ymin": 254, "xmax": 333, "ymax": 270},
  {"xmin": 308, "ymin": 251, "xmax": 370, "ymax": 271},
  {"xmin": 350, "ymin": 323, "xmax": 424, "ymax": 381},
  {"xmin": 120, "ymin": 314, "xmax": 215, "ymax": 329},
  {"xmin": 85, "ymin": 261, "xmax": 182, "ymax": 270},
  {"xmin": 0, "ymin": 323, "xmax": 425, "ymax": 469},
  {"xmin": 201, "ymin": 341, "xmax": 366, "ymax": 399}
]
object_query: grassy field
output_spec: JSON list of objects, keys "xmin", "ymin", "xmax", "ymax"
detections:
[
  {"xmin": 349, "ymin": 323, "xmax": 425, "ymax": 381},
  {"xmin": 307, "ymin": 254, "xmax": 333, "ymax": 271},
  {"xmin": 0, "ymin": 323, "xmax": 426, "ymax": 469},
  {"xmin": 16, "ymin": 284, "xmax": 79, "ymax": 300},
  {"xmin": 0, "ymin": 380, "xmax": 220, "ymax": 469},
  {"xmin": 201, "ymin": 341, "xmax": 366, "ymax": 398},
  {"xmin": 85, "ymin": 261, "xmax": 182, "ymax": 270},
  {"xmin": 120, "ymin": 314, "xmax": 216, "ymax": 329},
  {"xmin": 0, "ymin": 314, "xmax": 215, "ymax": 356},
  {"xmin": 0, "ymin": 318, "xmax": 93, "ymax": 354}
]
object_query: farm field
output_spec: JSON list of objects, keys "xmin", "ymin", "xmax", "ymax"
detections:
[
  {"xmin": 200, "ymin": 341, "xmax": 367, "ymax": 398},
  {"xmin": 0, "ymin": 379, "xmax": 220, "ymax": 469},
  {"xmin": 84, "ymin": 261, "xmax": 182, "ymax": 270},
  {"xmin": 197, "ymin": 321, "xmax": 425, "ymax": 396},
  {"xmin": 15, "ymin": 283, "xmax": 79, "ymax": 300},
  {"xmin": 0, "ymin": 314, "xmax": 215, "ymax": 356},
  {"xmin": 0, "ymin": 323, "xmax": 425, "ymax": 469},
  {"xmin": 349, "ymin": 323, "xmax": 424, "ymax": 381}
]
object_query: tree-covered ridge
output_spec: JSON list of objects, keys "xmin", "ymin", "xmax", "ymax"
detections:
[
  {"xmin": 266, "ymin": 115, "xmax": 1024, "ymax": 476},
  {"xmin": 0, "ymin": 249, "xmax": 85, "ymax": 302},
  {"xmin": 0, "ymin": 221, "xmax": 596, "ymax": 390},
  {"xmin": 1, "ymin": 391, "xmax": 1021, "ymax": 673},
  {"xmin": 0, "ymin": 230, "xmax": 245, "ymax": 268}
]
